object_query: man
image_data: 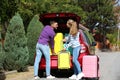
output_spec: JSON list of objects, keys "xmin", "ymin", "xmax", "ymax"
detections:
[{"xmin": 34, "ymin": 21, "xmax": 58, "ymax": 80}]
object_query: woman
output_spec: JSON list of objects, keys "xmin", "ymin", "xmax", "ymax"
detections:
[
  {"xmin": 34, "ymin": 21, "xmax": 58, "ymax": 80},
  {"xmin": 63, "ymin": 19, "xmax": 84, "ymax": 80}
]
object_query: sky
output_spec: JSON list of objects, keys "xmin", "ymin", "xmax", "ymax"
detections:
[{"xmin": 117, "ymin": 0, "xmax": 120, "ymax": 6}]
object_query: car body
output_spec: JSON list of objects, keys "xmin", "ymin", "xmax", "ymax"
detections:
[{"xmin": 38, "ymin": 13, "xmax": 96, "ymax": 77}]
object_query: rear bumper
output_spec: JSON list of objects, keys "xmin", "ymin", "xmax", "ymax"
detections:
[{"xmin": 39, "ymin": 53, "xmax": 87, "ymax": 70}]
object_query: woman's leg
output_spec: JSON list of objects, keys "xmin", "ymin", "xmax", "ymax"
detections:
[
  {"xmin": 73, "ymin": 64, "xmax": 78, "ymax": 75},
  {"xmin": 34, "ymin": 43, "xmax": 42, "ymax": 76},
  {"xmin": 72, "ymin": 46, "xmax": 81, "ymax": 74}
]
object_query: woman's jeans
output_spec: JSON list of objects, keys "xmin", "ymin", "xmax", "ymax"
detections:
[
  {"xmin": 34, "ymin": 43, "xmax": 50, "ymax": 76},
  {"xmin": 73, "ymin": 46, "xmax": 81, "ymax": 75}
]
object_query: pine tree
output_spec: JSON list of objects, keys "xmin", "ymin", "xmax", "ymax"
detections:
[
  {"xmin": 27, "ymin": 15, "xmax": 43, "ymax": 65},
  {"xmin": 4, "ymin": 13, "xmax": 29, "ymax": 72}
]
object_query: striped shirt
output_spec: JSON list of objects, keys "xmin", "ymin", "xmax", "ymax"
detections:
[{"xmin": 64, "ymin": 32, "xmax": 80, "ymax": 49}]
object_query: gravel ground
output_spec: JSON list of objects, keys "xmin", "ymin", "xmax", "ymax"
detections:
[{"xmin": 6, "ymin": 67, "xmax": 34, "ymax": 80}]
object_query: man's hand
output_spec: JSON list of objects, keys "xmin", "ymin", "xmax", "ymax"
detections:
[
  {"xmin": 51, "ymin": 48, "xmax": 56, "ymax": 55},
  {"xmin": 52, "ymin": 52, "xmax": 56, "ymax": 55}
]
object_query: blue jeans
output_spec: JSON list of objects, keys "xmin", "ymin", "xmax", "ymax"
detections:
[
  {"xmin": 34, "ymin": 43, "xmax": 50, "ymax": 76},
  {"xmin": 72, "ymin": 46, "xmax": 81, "ymax": 75}
]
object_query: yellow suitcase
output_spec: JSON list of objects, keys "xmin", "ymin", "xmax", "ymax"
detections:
[
  {"xmin": 58, "ymin": 51, "xmax": 70, "ymax": 69},
  {"xmin": 54, "ymin": 33, "xmax": 64, "ymax": 54}
]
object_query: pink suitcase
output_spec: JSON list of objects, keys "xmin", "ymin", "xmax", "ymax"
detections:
[{"xmin": 82, "ymin": 55, "xmax": 99, "ymax": 79}]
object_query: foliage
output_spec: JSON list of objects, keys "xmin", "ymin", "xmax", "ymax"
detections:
[
  {"xmin": 17, "ymin": 0, "xmax": 86, "ymax": 30},
  {"xmin": 106, "ymin": 28, "xmax": 118, "ymax": 44},
  {"xmin": 27, "ymin": 15, "xmax": 43, "ymax": 65},
  {"xmin": 0, "ymin": 0, "xmax": 116, "ymax": 34},
  {"xmin": 3, "ymin": 13, "xmax": 29, "ymax": 72},
  {"xmin": 0, "ymin": 0, "xmax": 18, "ymax": 23},
  {"xmin": 78, "ymin": 0, "xmax": 116, "ymax": 32},
  {"xmin": 18, "ymin": 1, "xmax": 39, "ymax": 32}
]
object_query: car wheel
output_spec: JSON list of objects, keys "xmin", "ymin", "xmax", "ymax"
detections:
[{"xmin": 84, "ymin": 78, "xmax": 99, "ymax": 80}]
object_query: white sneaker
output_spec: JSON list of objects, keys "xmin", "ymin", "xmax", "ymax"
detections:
[
  {"xmin": 34, "ymin": 76, "xmax": 40, "ymax": 80},
  {"xmin": 76, "ymin": 72, "xmax": 84, "ymax": 80},
  {"xmin": 69, "ymin": 74, "xmax": 77, "ymax": 79},
  {"xmin": 47, "ymin": 75, "xmax": 55, "ymax": 79}
]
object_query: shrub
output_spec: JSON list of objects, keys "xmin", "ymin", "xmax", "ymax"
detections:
[
  {"xmin": 27, "ymin": 15, "xmax": 43, "ymax": 65},
  {"xmin": 4, "ymin": 13, "xmax": 29, "ymax": 72}
]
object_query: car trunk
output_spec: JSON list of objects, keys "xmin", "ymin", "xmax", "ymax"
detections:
[
  {"xmin": 39, "ymin": 13, "xmax": 80, "ymax": 34},
  {"xmin": 39, "ymin": 13, "xmax": 81, "ymax": 69}
]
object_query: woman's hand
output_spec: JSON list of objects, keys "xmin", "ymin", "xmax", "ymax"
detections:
[
  {"xmin": 62, "ymin": 48, "xmax": 66, "ymax": 51},
  {"xmin": 63, "ymin": 38, "xmax": 67, "ymax": 42}
]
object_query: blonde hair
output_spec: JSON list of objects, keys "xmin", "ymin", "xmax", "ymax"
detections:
[{"xmin": 67, "ymin": 19, "xmax": 78, "ymax": 36}]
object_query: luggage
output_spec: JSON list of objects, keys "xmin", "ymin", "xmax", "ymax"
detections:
[
  {"xmin": 82, "ymin": 55, "xmax": 99, "ymax": 79},
  {"xmin": 58, "ymin": 51, "xmax": 71, "ymax": 69},
  {"xmin": 54, "ymin": 33, "xmax": 64, "ymax": 55}
]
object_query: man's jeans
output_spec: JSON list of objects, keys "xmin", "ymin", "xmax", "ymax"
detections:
[
  {"xmin": 72, "ymin": 46, "xmax": 81, "ymax": 75},
  {"xmin": 34, "ymin": 43, "xmax": 50, "ymax": 76}
]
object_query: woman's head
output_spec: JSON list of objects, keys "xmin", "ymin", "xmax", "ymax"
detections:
[{"xmin": 66, "ymin": 19, "xmax": 78, "ymax": 36}]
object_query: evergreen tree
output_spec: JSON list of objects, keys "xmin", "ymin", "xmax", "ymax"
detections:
[
  {"xmin": 4, "ymin": 13, "xmax": 29, "ymax": 72},
  {"xmin": 27, "ymin": 15, "xmax": 43, "ymax": 65}
]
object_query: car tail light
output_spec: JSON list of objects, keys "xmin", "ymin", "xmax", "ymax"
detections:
[{"xmin": 80, "ymin": 44, "xmax": 87, "ymax": 53}]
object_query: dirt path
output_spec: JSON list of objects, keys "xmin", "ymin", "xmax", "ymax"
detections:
[{"xmin": 6, "ymin": 66, "xmax": 34, "ymax": 80}]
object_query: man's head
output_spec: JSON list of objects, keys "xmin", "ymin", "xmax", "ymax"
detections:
[{"xmin": 50, "ymin": 21, "xmax": 58, "ymax": 29}]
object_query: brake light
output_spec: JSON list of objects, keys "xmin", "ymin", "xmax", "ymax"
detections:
[{"xmin": 80, "ymin": 44, "xmax": 87, "ymax": 53}]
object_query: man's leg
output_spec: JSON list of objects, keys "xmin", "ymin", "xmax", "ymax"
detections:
[{"xmin": 34, "ymin": 43, "xmax": 42, "ymax": 76}]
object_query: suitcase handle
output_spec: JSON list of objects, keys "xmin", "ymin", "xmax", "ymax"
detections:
[{"xmin": 59, "ymin": 50, "xmax": 70, "ymax": 53}]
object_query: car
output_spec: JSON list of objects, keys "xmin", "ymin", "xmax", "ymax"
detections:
[{"xmin": 38, "ymin": 13, "xmax": 96, "ymax": 77}]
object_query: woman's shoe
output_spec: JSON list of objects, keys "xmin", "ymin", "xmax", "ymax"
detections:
[
  {"xmin": 76, "ymin": 72, "xmax": 84, "ymax": 80},
  {"xmin": 69, "ymin": 74, "xmax": 77, "ymax": 79}
]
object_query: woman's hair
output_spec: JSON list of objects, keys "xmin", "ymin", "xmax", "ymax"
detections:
[{"xmin": 67, "ymin": 19, "xmax": 78, "ymax": 36}]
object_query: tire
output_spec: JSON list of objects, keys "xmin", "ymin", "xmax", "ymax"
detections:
[{"xmin": 85, "ymin": 78, "xmax": 99, "ymax": 80}]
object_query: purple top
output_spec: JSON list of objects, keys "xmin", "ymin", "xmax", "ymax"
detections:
[{"xmin": 38, "ymin": 25, "xmax": 55, "ymax": 49}]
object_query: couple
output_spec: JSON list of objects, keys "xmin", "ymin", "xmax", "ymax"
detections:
[{"xmin": 34, "ymin": 19, "xmax": 84, "ymax": 80}]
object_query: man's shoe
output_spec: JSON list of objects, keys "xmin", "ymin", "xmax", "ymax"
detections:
[
  {"xmin": 69, "ymin": 74, "xmax": 77, "ymax": 79},
  {"xmin": 47, "ymin": 75, "xmax": 55, "ymax": 79},
  {"xmin": 34, "ymin": 76, "xmax": 40, "ymax": 80}
]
